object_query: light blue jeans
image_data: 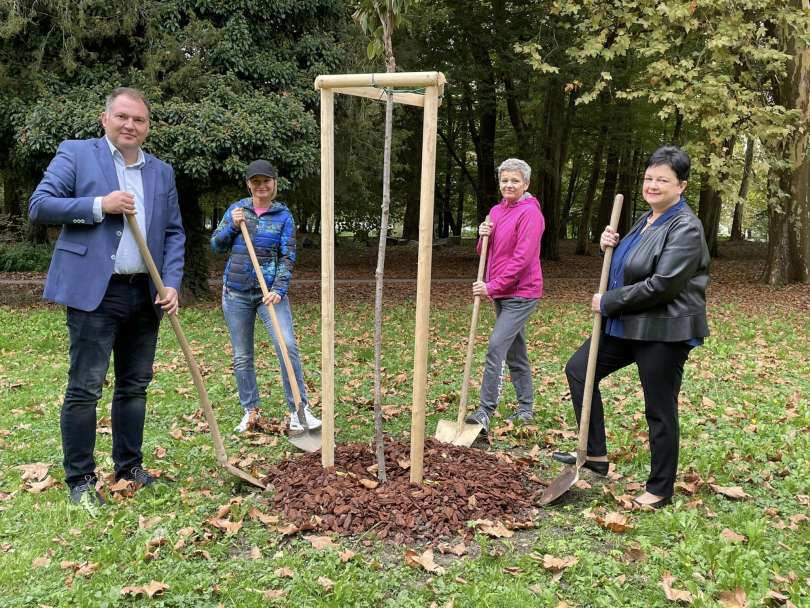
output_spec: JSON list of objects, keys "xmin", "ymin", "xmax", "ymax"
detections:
[{"xmin": 222, "ymin": 286, "xmax": 308, "ymax": 413}]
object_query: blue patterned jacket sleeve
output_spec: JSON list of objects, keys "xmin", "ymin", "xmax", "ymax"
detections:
[
  {"xmin": 271, "ymin": 213, "xmax": 296, "ymax": 296},
  {"xmin": 210, "ymin": 203, "xmax": 241, "ymax": 253}
]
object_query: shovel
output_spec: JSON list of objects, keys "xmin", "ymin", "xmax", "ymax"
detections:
[
  {"xmin": 434, "ymin": 215, "xmax": 491, "ymax": 446},
  {"xmin": 125, "ymin": 215, "xmax": 266, "ymax": 489},
  {"xmin": 239, "ymin": 222, "xmax": 321, "ymax": 453},
  {"xmin": 538, "ymin": 194, "xmax": 624, "ymax": 506}
]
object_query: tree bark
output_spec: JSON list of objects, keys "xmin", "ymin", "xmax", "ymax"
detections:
[
  {"xmin": 576, "ymin": 128, "xmax": 606, "ymax": 255},
  {"xmin": 730, "ymin": 137, "xmax": 755, "ymax": 241},
  {"xmin": 559, "ymin": 156, "xmax": 581, "ymax": 239},
  {"xmin": 176, "ymin": 183, "xmax": 210, "ymax": 299},
  {"xmin": 593, "ymin": 136, "xmax": 620, "ymax": 243},
  {"xmin": 764, "ymin": 2, "xmax": 810, "ymax": 284}
]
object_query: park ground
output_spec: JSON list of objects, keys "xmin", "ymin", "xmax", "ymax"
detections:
[{"xmin": 0, "ymin": 240, "xmax": 808, "ymax": 607}]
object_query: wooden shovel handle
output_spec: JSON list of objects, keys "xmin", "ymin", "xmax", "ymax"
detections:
[
  {"xmin": 456, "ymin": 214, "xmax": 491, "ymax": 429},
  {"xmin": 576, "ymin": 195, "xmax": 623, "ymax": 466},
  {"xmin": 238, "ymin": 222, "xmax": 304, "ymax": 410},
  {"xmin": 124, "ymin": 215, "xmax": 230, "ymax": 465}
]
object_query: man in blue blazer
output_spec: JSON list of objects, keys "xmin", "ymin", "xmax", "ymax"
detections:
[{"xmin": 29, "ymin": 87, "xmax": 185, "ymax": 510}]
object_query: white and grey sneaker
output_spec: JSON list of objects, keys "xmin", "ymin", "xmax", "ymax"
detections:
[
  {"xmin": 289, "ymin": 406, "xmax": 322, "ymax": 431},
  {"xmin": 235, "ymin": 409, "xmax": 258, "ymax": 433},
  {"xmin": 465, "ymin": 407, "xmax": 491, "ymax": 432}
]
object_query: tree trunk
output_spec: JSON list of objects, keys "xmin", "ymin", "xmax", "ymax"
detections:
[
  {"xmin": 559, "ymin": 156, "xmax": 581, "ymax": 239},
  {"xmin": 593, "ymin": 137, "xmax": 620, "ymax": 243},
  {"xmin": 617, "ymin": 146, "xmax": 640, "ymax": 235},
  {"xmin": 699, "ymin": 140, "xmax": 735, "ymax": 257},
  {"xmin": 730, "ymin": 137, "xmax": 755, "ymax": 241},
  {"xmin": 3, "ymin": 171, "xmax": 23, "ymax": 217},
  {"xmin": 576, "ymin": 128, "xmax": 606, "ymax": 255},
  {"xmin": 539, "ymin": 85, "xmax": 572, "ymax": 260},
  {"xmin": 764, "ymin": 5, "xmax": 810, "ymax": 284},
  {"xmin": 176, "ymin": 184, "xmax": 210, "ymax": 299}
]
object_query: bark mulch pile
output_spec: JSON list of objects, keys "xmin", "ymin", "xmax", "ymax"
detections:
[{"xmin": 262, "ymin": 438, "xmax": 544, "ymax": 544}]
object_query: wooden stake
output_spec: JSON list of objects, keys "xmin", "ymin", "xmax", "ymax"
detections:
[
  {"xmin": 316, "ymin": 72, "xmax": 442, "ymax": 90},
  {"xmin": 320, "ymin": 87, "xmax": 336, "ymax": 468},
  {"xmin": 409, "ymin": 83, "xmax": 440, "ymax": 484}
]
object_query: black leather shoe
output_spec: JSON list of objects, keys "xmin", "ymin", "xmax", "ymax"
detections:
[
  {"xmin": 632, "ymin": 495, "xmax": 672, "ymax": 510},
  {"xmin": 551, "ymin": 451, "xmax": 609, "ymax": 476},
  {"xmin": 117, "ymin": 466, "xmax": 156, "ymax": 487}
]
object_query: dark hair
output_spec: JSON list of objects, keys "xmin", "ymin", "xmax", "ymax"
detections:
[
  {"xmin": 646, "ymin": 145, "xmax": 690, "ymax": 182},
  {"xmin": 106, "ymin": 87, "xmax": 151, "ymax": 116}
]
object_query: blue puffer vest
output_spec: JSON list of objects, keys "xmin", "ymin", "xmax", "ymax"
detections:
[{"xmin": 210, "ymin": 198, "xmax": 296, "ymax": 296}]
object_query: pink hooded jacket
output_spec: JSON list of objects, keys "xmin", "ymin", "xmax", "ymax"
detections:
[{"xmin": 477, "ymin": 193, "xmax": 545, "ymax": 299}]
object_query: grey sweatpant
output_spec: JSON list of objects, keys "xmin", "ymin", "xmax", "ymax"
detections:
[{"xmin": 479, "ymin": 297, "xmax": 538, "ymax": 414}]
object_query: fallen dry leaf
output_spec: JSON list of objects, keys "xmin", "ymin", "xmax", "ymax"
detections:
[
  {"xmin": 249, "ymin": 546, "xmax": 262, "ymax": 560},
  {"xmin": 18, "ymin": 463, "xmax": 50, "ymax": 482},
  {"xmin": 721, "ymin": 528, "xmax": 747, "ymax": 543},
  {"xmin": 317, "ymin": 576, "xmax": 335, "ymax": 592},
  {"xmin": 471, "ymin": 519, "xmax": 514, "ymax": 538},
  {"xmin": 661, "ymin": 572, "xmax": 694, "ymax": 603},
  {"xmin": 121, "ymin": 580, "xmax": 170, "ymax": 598},
  {"xmin": 718, "ymin": 587, "xmax": 748, "ymax": 607},
  {"xmin": 26, "ymin": 476, "xmax": 60, "ymax": 493},
  {"xmin": 339, "ymin": 550, "xmax": 355, "ymax": 562},
  {"xmin": 32, "ymin": 556, "xmax": 51, "ymax": 568},
  {"xmin": 138, "ymin": 515, "xmax": 161, "ymax": 530},
  {"xmin": 404, "ymin": 548, "xmax": 445, "ymax": 574},
  {"xmin": 542, "ymin": 554, "xmax": 578, "ymax": 572},
  {"xmin": 709, "ymin": 484, "xmax": 749, "ymax": 500},
  {"xmin": 263, "ymin": 588, "xmax": 287, "ymax": 599},
  {"xmin": 249, "ymin": 507, "xmax": 279, "ymax": 526},
  {"xmin": 596, "ymin": 511, "xmax": 634, "ymax": 533},
  {"xmin": 306, "ymin": 535, "xmax": 338, "ymax": 551},
  {"xmin": 275, "ymin": 567, "xmax": 294, "ymax": 578},
  {"xmin": 278, "ymin": 523, "xmax": 299, "ymax": 536},
  {"xmin": 358, "ymin": 478, "xmax": 379, "ymax": 489}
]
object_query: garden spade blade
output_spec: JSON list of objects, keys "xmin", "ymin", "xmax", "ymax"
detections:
[
  {"xmin": 240, "ymin": 223, "xmax": 321, "ymax": 453},
  {"xmin": 537, "ymin": 194, "xmax": 623, "ymax": 507},
  {"xmin": 434, "ymin": 216, "xmax": 490, "ymax": 447},
  {"xmin": 125, "ymin": 215, "xmax": 265, "ymax": 490},
  {"xmin": 288, "ymin": 404, "xmax": 322, "ymax": 453}
]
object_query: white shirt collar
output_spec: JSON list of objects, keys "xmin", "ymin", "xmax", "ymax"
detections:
[{"xmin": 104, "ymin": 136, "xmax": 145, "ymax": 168}]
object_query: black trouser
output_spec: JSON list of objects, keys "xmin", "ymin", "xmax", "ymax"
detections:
[
  {"xmin": 565, "ymin": 332, "xmax": 692, "ymax": 497},
  {"xmin": 62, "ymin": 275, "xmax": 159, "ymax": 487}
]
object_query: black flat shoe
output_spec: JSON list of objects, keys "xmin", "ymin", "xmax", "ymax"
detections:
[
  {"xmin": 551, "ymin": 451, "xmax": 610, "ymax": 476},
  {"xmin": 632, "ymin": 495, "xmax": 672, "ymax": 510}
]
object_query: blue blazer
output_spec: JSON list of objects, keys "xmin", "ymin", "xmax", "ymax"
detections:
[{"xmin": 29, "ymin": 137, "xmax": 186, "ymax": 313}]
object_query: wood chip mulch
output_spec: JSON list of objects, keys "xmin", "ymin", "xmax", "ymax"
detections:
[{"xmin": 262, "ymin": 438, "xmax": 544, "ymax": 544}]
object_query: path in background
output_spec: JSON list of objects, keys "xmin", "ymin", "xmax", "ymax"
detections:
[{"xmin": 1, "ymin": 240, "xmax": 807, "ymax": 311}]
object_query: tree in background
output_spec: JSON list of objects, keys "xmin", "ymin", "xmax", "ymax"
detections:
[{"xmin": 2, "ymin": 0, "xmax": 347, "ymax": 296}]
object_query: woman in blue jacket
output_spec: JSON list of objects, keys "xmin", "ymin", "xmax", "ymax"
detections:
[{"xmin": 211, "ymin": 160, "xmax": 321, "ymax": 433}]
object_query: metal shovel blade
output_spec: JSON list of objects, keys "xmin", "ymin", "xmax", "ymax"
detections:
[
  {"xmin": 435, "ymin": 419, "xmax": 484, "ymax": 447},
  {"xmin": 288, "ymin": 404, "xmax": 321, "ymax": 453},
  {"xmin": 289, "ymin": 428, "xmax": 322, "ymax": 453},
  {"xmin": 537, "ymin": 464, "xmax": 579, "ymax": 506}
]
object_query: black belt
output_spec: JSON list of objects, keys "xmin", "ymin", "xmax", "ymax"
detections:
[{"xmin": 110, "ymin": 273, "xmax": 148, "ymax": 284}]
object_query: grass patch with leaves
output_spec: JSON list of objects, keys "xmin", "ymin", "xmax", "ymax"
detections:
[{"xmin": 0, "ymin": 300, "xmax": 807, "ymax": 607}]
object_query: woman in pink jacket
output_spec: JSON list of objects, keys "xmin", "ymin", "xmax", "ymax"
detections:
[{"xmin": 466, "ymin": 158, "xmax": 545, "ymax": 433}]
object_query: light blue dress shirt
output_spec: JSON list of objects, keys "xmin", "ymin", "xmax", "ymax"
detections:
[{"xmin": 92, "ymin": 137, "xmax": 147, "ymax": 274}]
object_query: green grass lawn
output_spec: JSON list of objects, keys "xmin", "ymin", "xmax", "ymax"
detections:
[{"xmin": 0, "ymin": 301, "xmax": 808, "ymax": 607}]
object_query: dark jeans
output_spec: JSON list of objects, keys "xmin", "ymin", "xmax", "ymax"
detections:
[
  {"xmin": 62, "ymin": 275, "xmax": 159, "ymax": 486},
  {"xmin": 565, "ymin": 332, "xmax": 691, "ymax": 497}
]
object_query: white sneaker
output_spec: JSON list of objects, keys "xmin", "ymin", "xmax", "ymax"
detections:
[
  {"xmin": 289, "ymin": 406, "xmax": 322, "ymax": 431},
  {"xmin": 235, "ymin": 409, "xmax": 258, "ymax": 433}
]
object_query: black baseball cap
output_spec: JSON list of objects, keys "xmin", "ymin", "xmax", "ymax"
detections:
[{"xmin": 245, "ymin": 159, "xmax": 278, "ymax": 180}]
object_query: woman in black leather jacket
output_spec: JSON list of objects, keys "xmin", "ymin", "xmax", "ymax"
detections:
[{"xmin": 553, "ymin": 145, "xmax": 709, "ymax": 509}]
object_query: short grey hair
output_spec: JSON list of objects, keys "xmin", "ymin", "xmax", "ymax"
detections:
[
  {"xmin": 106, "ymin": 87, "xmax": 151, "ymax": 116},
  {"xmin": 497, "ymin": 158, "xmax": 531, "ymax": 183}
]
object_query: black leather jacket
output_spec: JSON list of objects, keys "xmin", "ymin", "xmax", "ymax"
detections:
[{"xmin": 600, "ymin": 203, "xmax": 709, "ymax": 342}]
